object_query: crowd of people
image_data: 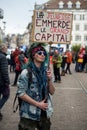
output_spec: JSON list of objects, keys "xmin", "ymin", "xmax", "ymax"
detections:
[
  {"xmin": 74, "ymin": 46, "xmax": 87, "ymax": 73},
  {"xmin": 10, "ymin": 46, "xmax": 73, "ymax": 85},
  {"xmin": 50, "ymin": 46, "xmax": 87, "ymax": 84},
  {"xmin": 51, "ymin": 49, "xmax": 73, "ymax": 83},
  {"xmin": 7, "ymin": 45, "xmax": 87, "ymax": 87}
]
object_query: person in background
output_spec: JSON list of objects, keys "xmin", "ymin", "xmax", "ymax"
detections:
[
  {"xmin": 61, "ymin": 52, "xmax": 67, "ymax": 76},
  {"xmin": 17, "ymin": 42, "xmax": 55, "ymax": 130},
  {"xmin": 10, "ymin": 50, "xmax": 15, "ymax": 72},
  {"xmin": 24, "ymin": 46, "xmax": 29, "ymax": 58},
  {"xmin": 65, "ymin": 50, "xmax": 72, "ymax": 74},
  {"xmin": 12, "ymin": 46, "xmax": 20, "ymax": 63},
  {"xmin": 83, "ymin": 50, "xmax": 87, "ymax": 72},
  {"xmin": 0, "ymin": 43, "xmax": 10, "ymax": 121},
  {"xmin": 75, "ymin": 51, "xmax": 79, "ymax": 72},
  {"xmin": 49, "ymin": 53, "xmax": 54, "ymax": 81},
  {"xmin": 82, "ymin": 50, "xmax": 86, "ymax": 71},
  {"xmin": 52, "ymin": 50, "xmax": 62, "ymax": 82},
  {"xmin": 12, "ymin": 50, "xmax": 28, "ymax": 86},
  {"xmin": 77, "ymin": 51, "xmax": 84, "ymax": 72}
]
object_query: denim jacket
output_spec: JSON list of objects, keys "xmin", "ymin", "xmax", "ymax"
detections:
[{"xmin": 17, "ymin": 68, "xmax": 53, "ymax": 121}]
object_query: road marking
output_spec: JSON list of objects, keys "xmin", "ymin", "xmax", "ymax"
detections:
[{"xmin": 73, "ymin": 74, "xmax": 87, "ymax": 94}]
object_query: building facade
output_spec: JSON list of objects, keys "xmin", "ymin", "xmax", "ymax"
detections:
[{"xmin": 34, "ymin": 0, "xmax": 87, "ymax": 50}]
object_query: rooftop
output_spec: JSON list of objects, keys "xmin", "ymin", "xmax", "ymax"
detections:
[{"xmin": 42, "ymin": 0, "xmax": 87, "ymax": 10}]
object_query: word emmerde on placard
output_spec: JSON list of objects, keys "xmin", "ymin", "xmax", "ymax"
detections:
[{"xmin": 36, "ymin": 19, "xmax": 70, "ymax": 29}]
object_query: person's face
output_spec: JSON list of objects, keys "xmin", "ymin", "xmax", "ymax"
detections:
[
  {"xmin": 33, "ymin": 50, "xmax": 46, "ymax": 63},
  {"xmin": 54, "ymin": 50, "xmax": 58, "ymax": 55},
  {"xmin": 3, "ymin": 45, "xmax": 7, "ymax": 53}
]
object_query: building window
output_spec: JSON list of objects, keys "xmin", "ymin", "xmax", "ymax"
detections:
[
  {"xmin": 84, "ymin": 14, "xmax": 87, "ymax": 20},
  {"xmin": 84, "ymin": 35, "xmax": 87, "ymax": 41},
  {"xmin": 81, "ymin": 15, "xmax": 84, "ymax": 20},
  {"xmin": 74, "ymin": 14, "xmax": 82, "ymax": 20},
  {"xmin": 76, "ymin": 15, "xmax": 80, "ymax": 20},
  {"xmin": 84, "ymin": 24, "xmax": 87, "ymax": 31},
  {"xmin": 35, "ymin": 5, "xmax": 44, "ymax": 10},
  {"xmin": 74, "ymin": 15, "xmax": 76, "ymax": 20},
  {"xmin": 75, "ymin": 35, "xmax": 81, "ymax": 41},
  {"xmin": 67, "ymin": 1, "xmax": 72, "ymax": 9},
  {"xmin": 76, "ymin": 1, "xmax": 81, "ymax": 9},
  {"xmin": 75, "ymin": 24, "xmax": 80, "ymax": 31},
  {"xmin": 58, "ymin": 1, "xmax": 64, "ymax": 9}
]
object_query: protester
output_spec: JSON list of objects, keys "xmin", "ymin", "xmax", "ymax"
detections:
[
  {"xmin": 12, "ymin": 46, "xmax": 20, "ymax": 62},
  {"xmin": 12, "ymin": 50, "xmax": 28, "ymax": 86},
  {"xmin": 61, "ymin": 52, "xmax": 67, "ymax": 76},
  {"xmin": 65, "ymin": 50, "xmax": 72, "ymax": 74},
  {"xmin": 52, "ymin": 50, "xmax": 62, "ymax": 82},
  {"xmin": 75, "ymin": 51, "xmax": 79, "ymax": 72},
  {"xmin": 17, "ymin": 42, "xmax": 55, "ymax": 130},
  {"xmin": 77, "ymin": 51, "xmax": 84, "ymax": 72},
  {"xmin": 10, "ymin": 50, "xmax": 15, "ymax": 72},
  {"xmin": 0, "ymin": 43, "xmax": 10, "ymax": 121}
]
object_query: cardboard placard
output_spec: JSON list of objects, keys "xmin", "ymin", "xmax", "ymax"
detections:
[{"xmin": 31, "ymin": 10, "xmax": 73, "ymax": 44}]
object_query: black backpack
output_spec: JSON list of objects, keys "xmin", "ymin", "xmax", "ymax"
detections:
[{"xmin": 13, "ymin": 67, "xmax": 32, "ymax": 113}]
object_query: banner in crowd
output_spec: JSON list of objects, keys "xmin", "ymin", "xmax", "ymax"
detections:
[{"xmin": 31, "ymin": 10, "xmax": 73, "ymax": 44}]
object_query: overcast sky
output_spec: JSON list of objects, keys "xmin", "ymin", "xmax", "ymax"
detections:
[{"xmin": 0, "ymin": 0, "xmax": 48, "ymax": 34}]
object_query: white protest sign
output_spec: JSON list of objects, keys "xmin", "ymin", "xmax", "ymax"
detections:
[{"xmin": 32, "ymin": 10, "xmax": 73, "ymax": 44}]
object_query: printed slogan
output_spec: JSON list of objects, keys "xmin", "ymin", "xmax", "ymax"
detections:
[{"xmin": 32, "ymin": 11, "xmax": 73, "ymax": 44}]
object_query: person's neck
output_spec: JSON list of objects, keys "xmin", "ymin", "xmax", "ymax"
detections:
[{"xmin": 34, "ymin": 60, "xmax": 41, "ymax": 68}]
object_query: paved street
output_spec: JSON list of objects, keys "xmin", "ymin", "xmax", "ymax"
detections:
[{"xmin": 0, "ymin": 63, "xmax": 87, "ymax": 130}]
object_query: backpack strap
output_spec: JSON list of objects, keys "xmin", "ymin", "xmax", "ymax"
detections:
[{"xmin": 13, "ymin": 94, "xmax": 19, "ymax": 113}]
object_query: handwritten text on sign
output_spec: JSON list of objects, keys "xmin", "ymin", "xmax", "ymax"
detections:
[{"xmin": 33, "ymin": 11, "xmax": 73, "ymax": 44}]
